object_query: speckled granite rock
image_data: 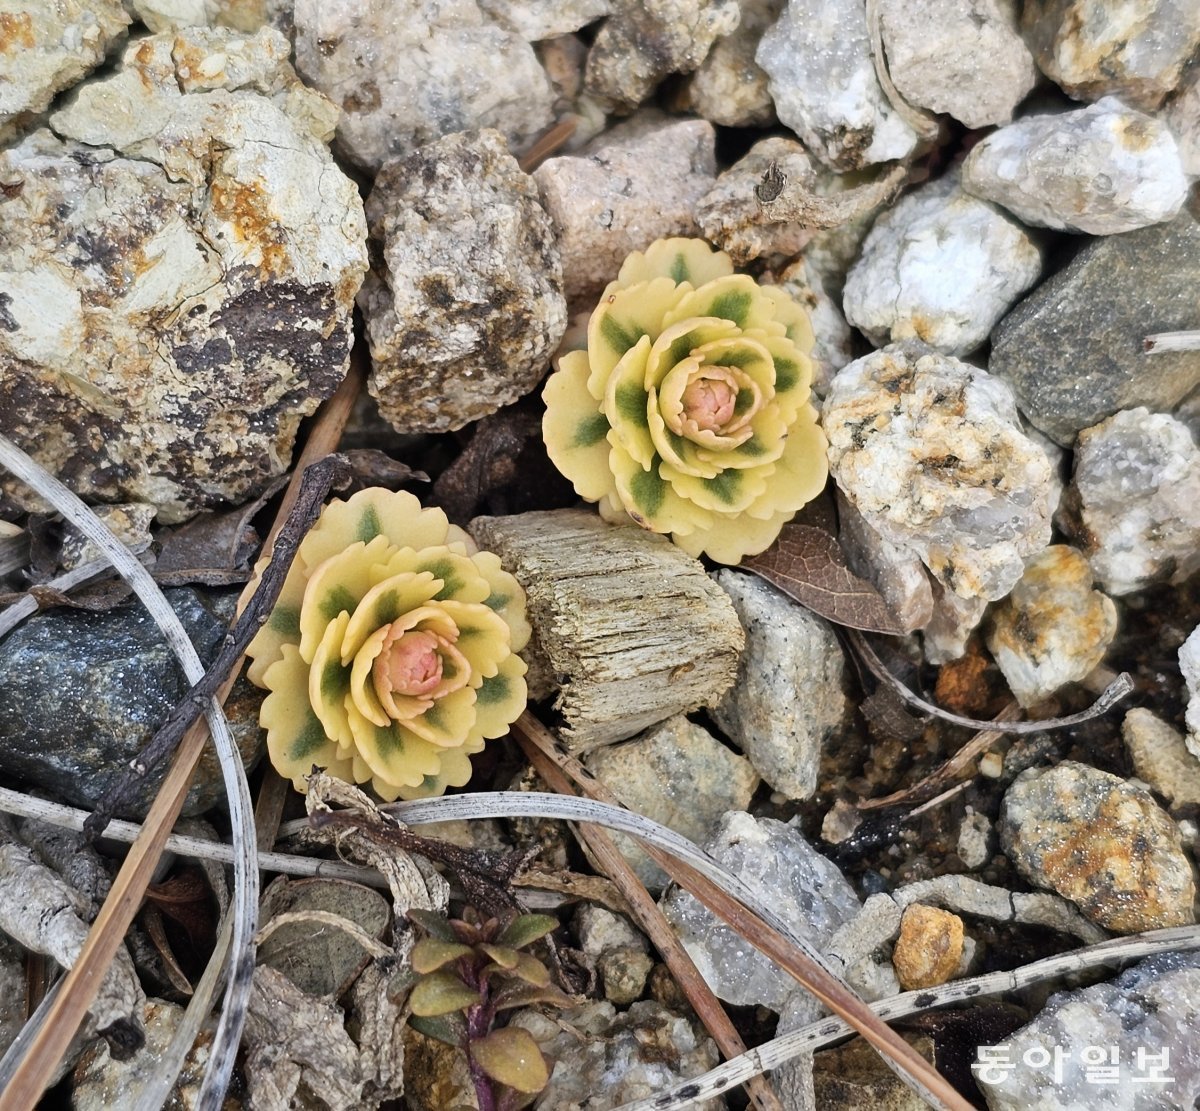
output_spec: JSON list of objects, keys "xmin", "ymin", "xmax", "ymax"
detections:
[
  {"xmin": 711, "ymin": 570, "xmax": 847, "ymax": 801},
  {"xmin": 825, "ymin": 343, "xmax": 1054, "ymax": 610},
  {"xmin": 1000, "ymin": 760, "xmax": 1196, "ymax": 933},
  {"xmin": 986, "ymin": 546, "xmax": 1117, "ymax": 707},
  {"xmin": 989, "ymin": 211, "xmax": 1200, "ymax": 446},
  {"xmin": 0, "ymin": 27, "xmax": 366, "ymax": 523},
  {"xmin": 975, "ymin": 951, "xmax": 1200, "ymax": 1110},
  {"xmin": 359, "ymin": 129, "xmax": 566, "ymax": 434},
  {"xmin": 1063, "ymin": 408, "xmax": 1200, "ymax": 595},
  {"xmin": 583, "ymin": 714, "xmax": 758, "ymax": 890},
  {"xmin": 292, "ymin": 0, "xmax": 555, "ymax": 173},
  {"xmin": 679, "ymin": 0, "xmax": 780, "ymax": 126},
  {"xmin": 843, "ymin": 175, "xmax": 1041, "ymax": 357},
  {"xmin": 583, "ymin": 0, "xmax": 740, "ymax": 111},
  {"xmin": 0, "ymin": 588, "xmax": 261, "ymax": 817},
  {"xmin": 0, "ymin": 0, "xmax": 129, "ymax": 143},
  {"xmin": 1021, "ymin": 0, "xmax": 1200, "ymax": 110},
  {"xmin": 878, "ymin": 0, "xmax": 1036, "ymax": 128},
  {"xmin": 757, "ymin": 0, "xmax": 919, "ymax": 170},
  {"xmin": 961, "ymin": 97, "xmax": 1189, "ymax": 234},
  {"xmin": 660, "ymin": 812, "xmax": 861, "ymax": 1010}
]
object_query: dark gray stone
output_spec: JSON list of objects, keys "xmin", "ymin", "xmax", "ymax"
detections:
[
  {"xmin": 989, "ymin": 211, "xmax": 1200, "ymax": 446},
  {"xmin": 0, "ymin": 588, "xmax": 261, "ymax": 817}
]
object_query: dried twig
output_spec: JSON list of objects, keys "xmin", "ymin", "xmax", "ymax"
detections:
[
  {"xmin": 518, "ymin": 117, "xmax": 577, "ymax": 173},
  {"xmin": 864, "ymin": 0, "xmax": 940, "ymax": 141},
  {"xmin": 1144, "ymin": 329, "xmax": 1200, "ymax": 354},
  {"xmin": 0, "ymin": 557, "xmax": 113, "ymax": 641}
]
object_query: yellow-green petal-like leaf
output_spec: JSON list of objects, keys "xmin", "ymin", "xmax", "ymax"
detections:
[
  {"xmin": 586, "ymin": 277, "xmax": 684, "ymax": 387},
  {"xmin": 497, "ymin": 913, "xmax": 558, "ymax": 950},
  {"xmin": 410, "ymin": 938, "xmax": 474, "ymax": 973},
  {"xmin": 542, "ymin": 350, "xmax": 617, "ymax": 503},
  {"xmin": 309, "ymin": 611, "xmax": 355, "ymax": 750},
  {"xmin": 409, "ymin": 970, "xmax": 482, "ymax": 1016},
  {"xmin": 471, "ymin": 1028, "xmax": 550, "ymax": 1094},
  {"xmin": 615, "ymin": 237, "xmax": 733, "ymax": 290}
]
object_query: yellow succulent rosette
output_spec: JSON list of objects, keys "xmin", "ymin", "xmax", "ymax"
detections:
[
  {"xmin": 246, "ymin": 488, "xmax": 531, "ymax": 801},
  {"xmin": 543, "ymin": 238, "xmax": 828, "ymax": 564}
]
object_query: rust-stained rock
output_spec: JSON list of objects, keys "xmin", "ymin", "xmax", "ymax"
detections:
[
  {"xmin": 0, "ymin": 27, "xmax": 366, "ymax": 523},
  {"xmin": 892, "ymin": 904, "xmax": 965, "ymax": 990}
]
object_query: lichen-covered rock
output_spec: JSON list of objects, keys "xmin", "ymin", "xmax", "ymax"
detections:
[
  {"xmin": 0, "ymin": 28, "xmax": 366, "ymax": 523},
  {"xmin": 359, "ymin": 129, "xmax": 565, "ymax": 434},
  {"xmin": 878, "ymin": 0, "xmax": 1036, "ymax": 128},
  {"xmin": 0, "ymin": 588, "xmax": 260, "ymax": 817},
  {"xmin": 292, "ymin": 0, "xmax": 555, "ymax": 173},
  {"xmin": 1122, "ymin": 708, "xmax": 1200, "ymax": 812},
  {"xmin": 0, "ymin": 0, "xmax": 130, "ymax": 143},
  {"xmin": 533, "ymin": 117, "xmax": 717, "ymax": 303},
  {"xmin": 824, "ymin": 343, "xmax": 1054, "ymax": 609},
  {"xmin": 712, "ymin": 571, "xmax": 847, "ymax": 800},
  {"xmin": 1021, "ymin": 0, "xmax": 1200, "ymax": 110},
  {"xmin": 660, "ymin": 812, "xmax": 861, "ymax": 1010},
  {"xmin": 975, "ymin": 952, "xmax": 1200, "ymax": 1110},
  {"xmin": 961, "ymin": 97, "xmax": 1189, "ymax": 234},
  {"xmin": 757, "ymin": 0, "xmax": 919, "ymax": 170},
  {"xmin": 843, "ymin": 176, "xmax": 1041, "ymax": 357},
  {"xmin": 986, "ymin": 546, "xmax": 1117, "ymax": 707},
  {"xmin": 1063, "ymin": 409, "xmax": 1200, "ymax": 596},
  {"xmin": 678, "ymin": 0, "xmax": 781, "ymax": 127},
  {"xmin": 583, "ymin": 0, "xmax": 740, "ymax": 111},
  {"xmin": 891, "ymin": 904, "xmax": 965, "ymax": 990},
  {"xmin": 1000, "ymin": 761, "xmax": 1196, "ymax": 933},
  {"xmin": 989, "ymin": 210, "xmax": 1200, "ymax": 446},
  {"xmin": 583, "ymin": 715, "xmax": 758, "ymax": 890}
]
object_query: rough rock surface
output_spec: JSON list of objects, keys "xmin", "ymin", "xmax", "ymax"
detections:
[
  {"xmin": 533, "ymin": 116, "xmax": 716, "ymax": 302},
  {"xmin": 989, "ymin": 211, "xmax": 1200, "ymax": 446},
  {"xmin": 1164, "ymin": 66, "xmax": 1200, "ymax": 175},
  {"xmin": 1021, "ymin": 0, "xmax": 1200, "ymax": 110},
  {"xmin": 0, "ymin": 28, "xmax": 366, "ymax": 523},
  {"xmin": 583, "ymin": 715, "xmax": 758, "ymax": 890},
  {"xmin": 772, "ymin": 256, "xmax": 852, "ymax": 400},
  {"xmin": 1063, "ymin": 409, "xmax": 1200, "ymax": 596},
  {"xmin": 711, "ymin": 571, "xmax": 847, "ymax": 801},
  {"xmin": 128, "ymin": 0, "xmax": 288, "ymax": 32},
  {"xmin": 843, "ymin": 176, "xmax": 1041, "ymax": 357},
  {"xmin": 961, "ymin": 97, "xmax": 1189, "ymax": 234},
  {"xmin": 478, "ymin": 0, "xmax": 610, "ymax": 39},
  {"xmin": 891, "ymin": 904, "xmax": 965, "ymax": 990},
  {"xmin": 1123, "ymin": 708, "xmax": 1200, "ymax": 812},
  {"xmin": 975, "ymin": 952, "xmax": 1200, "ymax": 1110},
  {"xmin": 924, "ymin": 583, "xmax": 989, "ymax": 664},
  {"xmin": 679, "ymin": 0, "xmax": 780, "ymax": 126},
  {"xmin": 359, "ymin": 129, "xmax": 566, "ymax": 434},
  {"xmin": 878, "ymin": 0, "xmax": 1037, "ymax": 128},
  {"xmin": 57, "ymin": 503, "xmax": 156, "ymax": 572},
  {"xmin": 756, "ymin": 0, "xmax": 919, "ymax": 170},
  {"xmin": 1181, "ymin": 626, "xmax": 1200, "ymax": 759},
  {"xmin": 660, "ymin": 812, "xmax": 861, "ymax": 1010},
  {"xmin": 0, "ymin": 0, "xmax": 130, "ymax": 143},
  {"xmin": 0, "ymin": 588, "xmax": 261, "ymax": 817},
  {"xmin": 1000, "ymin": 761, "xmax": 1196, "ymax": 933},
  {"xmin": 986, "ymin": 545, "xmax": 1117, "ymax": 707},
  {"xmin": 583, "ymin": 0, "xmax": 740, "ymax": 111},
  {"xmin": 292, "ymin": 0, "xmax": 555, "ymax": 173},
  {"xmin": 824, "ymin": 343, "xmax": 1054, "ymax": 609}
]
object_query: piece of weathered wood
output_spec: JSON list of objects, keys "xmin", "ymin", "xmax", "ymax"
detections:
[{"xmin": 470, "ymin": 510, "xmax": 744, "ymax": 750}]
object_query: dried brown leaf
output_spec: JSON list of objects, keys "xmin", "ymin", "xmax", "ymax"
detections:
[{"xmin": 742, "ymin": 523, "xmax": 907, "ymax": 634}]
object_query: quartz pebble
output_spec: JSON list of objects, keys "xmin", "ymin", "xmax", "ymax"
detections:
[
  {"xmin": 1181, "ymin": 626, "xmax": 1200, "ymax": 760},
  {"xmin": 1122, "ymin": 708, "xmax": 1200, "ymax": 812},
  {"xmin": 292, "ymin": 0, "xmax": 555, "ymax": 173},
  {"xmin": 1064, "ymin": 409, "xmax": 1200, "ymax": 596},
  {"xmin": 660, "ymin": 812, "xmax": 861, "ymax": 1010},
  {"xmin": 533, "ymin": 117, "xmax": 717, "ymax": 302},
  {"xmin": 961, "ymin": 97, "xmax": 1189, "ymax": 235},
  {"xmin": 478, "ymin": 0, "xmax": 610, "ymax": 39},
  {"xmin": 824, "ymin": 343, "xmax": 1054, "ymax": 612},
  {"xmin": 1021, "ymin": 0, "xmax": 1200, "ymax": 110},
  {"xmin": 957, "ymin": 808, "xmax": 993, "ymax": 869},
  {"xmin": 711, "ymin": 571, "xmax": 847, "ymax": 801},
  {"xmin": 574, "ymin": 905, "xmax": 648, "ymax": 961},
  {"xmin": 843, "ymin": 175, "xmax": 1041, "ymax": 357},
  {"xmin": 359, "ymin": 129, "xmax": 565, "ymax": 434},
  {"xmin": 756, "ymin": 0, "xmax": 919, "ymax": 170},
  {"xmin": 989, "ymin": 210, "xmax": 1200, "ymax": 446},
  {"xmin": 986, "ymin": 545, "xmax": 1117, "ymax": 707},
  {"xmin": 582, "ymin": 714, "xmax": 758, "ymax": 890},
  {"xmin": 679, "ymin": 0, "xmax": 780, "ymax": 127},
  {"xmin": 891, "ymin": 904, "xmax": 965, "ymax": 991},
  {"xmin": 877, "ymin": 0, "xmax": 1036, "ymax": 128},
  {"xmin": 1000, "ymin": 760, "xmax": 1196, "ymax": 933},
  {"xmin": 924, "ymin": 583, "xmax": 989, "ymax": 665},
  {"xmin": 976, "ymin": 951, "xmax": 1200, "ymax": 1111},
  {"xmin": 128, "ymin": 0, "xmax": 287, "ymax": 31}
]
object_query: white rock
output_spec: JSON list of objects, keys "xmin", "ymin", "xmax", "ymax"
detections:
[
  {"xmin": 843, "ymin": 176, "xmax": 1042, "ymax": 357},
  {"xmin": 1164, "ymin": 66, "xmax": 1200, "ymax": 175},
  {"xmin": 0, "ymin": 0, "xmax": 130, "ymax": 143},
  {"xmin": 292, "ymin": 0, "xmax": 555, "ymax": 173},
  {"xmin": 681, "ymin": 0, "xmax": 781, "ymax": 127},
  {"xmin": 924, "ymin": 583, "xmax": 989, "ymax": 664},
  {"xmin": 962, "ymin": 97, "xmax": 1189, "ymax": 235},
  {"xmin": 477, "ymin": 0, "xmax": 610, "ymax": 39},
  {"xmin": 957, "ymin": 808, "xmax": 992, "ymax": 868},
  {"xmin": 878, "ymin": 0, "xmax": 1037, "ymax": 128},
  {"xmin": 660, "ymin": 813, "xmax": 861, "ymax": 1010},
  {"xmin": 533, "ymin": 116, "xmax": 716, "ymax": 302},
  {"xmin": 129, "ymin": 0, "xmax": 288, "ymax": 32},
  {"xmin": 986, "ymin": 546, "xmax": 1117, "ymax": 708},
  {"xmin": 1065, "ymin": 408, "xmax": 1200, "ymax": 595},
  {"xmin": 574, "ymin": 905, "xmax": 648, "ymax": 960},
  {"xmin": 824, "ymin": 342, "xmax": 1054, "ymax": 608},
  {"xmin": 711, "ymin": 571, "xmax": 848, "ymax": 801},
  {"xmin": 756, "ymin": 0, "xmax": 919, "ymax": 171},
  {"xmin": 1180, "ymin": 627, "xmax": 1200, "ymax": 760}
]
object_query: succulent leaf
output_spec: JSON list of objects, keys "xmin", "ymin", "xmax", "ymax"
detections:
[
  {"xmin": 409, "ymin": 970, "xmax": 483, "ymax": 1016},
  {"xmin": 471, "ymin": 1028, "xmax": 550, "ymax": 1094}
]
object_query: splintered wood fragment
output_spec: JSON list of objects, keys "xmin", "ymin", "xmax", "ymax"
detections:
[{"xmin": 469, "ymin": 510, "xmax": 744, "ymax": 751}]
